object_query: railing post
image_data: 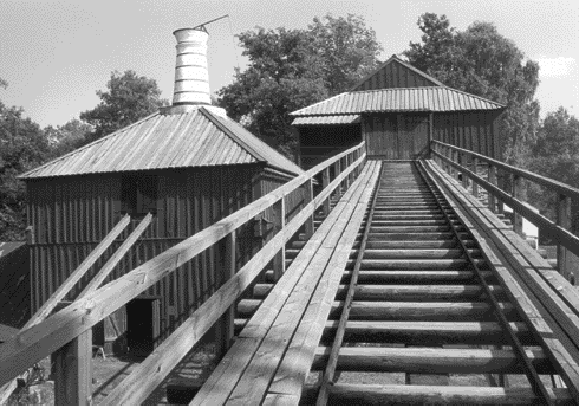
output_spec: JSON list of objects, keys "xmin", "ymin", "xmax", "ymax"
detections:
[
  {"xmin": 461, "ymin": 151, "xmax": 469, "ymax": 190},
  {"xmin": 512, "ymin": 174, "xmax": 523, "ymax": 236},
  {"xmin": 304, "ymin": 178, "xmax": 314, "ymax": 239},
  {"xmin": 322, "ymin": 167, "xmax": 331, "ymax": 215},
  {"xmin": 52, "ymin": 329, "xmax": 92, "ymax": 406},
  {"xmin": 557, "ymin": 194, "xmax": 578, "ymax": 282},
  {"xmin": 272, "ymin": 198, "xmax": 286, "ymax": 281},
  {"xmin": 215, "ymin": 232, "xmax": 236, "ymax": 359},
  {"xmin": 487, "ymin": 164, "xmax": 496, "ymax": 213},
  {"xmin": 472, "ymin": 156, "xmax": 479, "ymax": 199},
  {"xmin": 345, "ymin": 155, "xmax": 351, "ymax": 190}
]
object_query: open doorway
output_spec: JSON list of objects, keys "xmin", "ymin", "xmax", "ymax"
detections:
[{"xmin": 126, "ymin": 298, "xmax": 160, "ymax": 358}]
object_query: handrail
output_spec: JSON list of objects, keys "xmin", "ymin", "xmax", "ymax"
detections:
[
  {"xmin": 432, "ymin": 140, "xmax": 579, "ymax": 200},
  {"xmin": 0, "ymin": 141, "xmax": 366, "ymax": 388},
  {"xmin": 430, "ymin": 144, "xmax": 579, "ymax": 259}
]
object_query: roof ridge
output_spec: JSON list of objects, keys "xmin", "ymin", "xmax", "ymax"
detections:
[
  {"xmin": 19, "ymin": 112, "xmax": 161, "ymax": 179},
  {"xmin": 198, "ymin": 107, "xmax": 265, "ymax": 162}
]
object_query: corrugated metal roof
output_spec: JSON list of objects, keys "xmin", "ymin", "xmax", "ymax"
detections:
[
  {"xmin": 21, "ymin": 107, "xmax": 303, "ymax": 179},
  {"xmin": 292, "ymin": 115, "xmax": 361, "ymax": 126},
  {"xmin": 291, "ymin": 87, "xmax": 506, "ymax": 117}
]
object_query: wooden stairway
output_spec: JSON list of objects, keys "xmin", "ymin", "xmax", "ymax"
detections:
[{"xmin": 306, "ymin": 162, "xmax": 570, "ymax": 405}]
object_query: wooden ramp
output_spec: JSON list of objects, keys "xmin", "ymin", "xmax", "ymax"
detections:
[{"xmin": 192, "ymin": 161, "xmax": 382, "ymax": 405}]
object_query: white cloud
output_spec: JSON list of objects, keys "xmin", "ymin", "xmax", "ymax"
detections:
[{"xmin": 534, "ymin": 56, "xmax": 577, "ymax": 78}]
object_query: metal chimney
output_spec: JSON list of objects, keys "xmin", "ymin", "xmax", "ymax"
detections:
[{"xmin": 172, "ymin": 27, "xmax": 211, "ymax": 106}]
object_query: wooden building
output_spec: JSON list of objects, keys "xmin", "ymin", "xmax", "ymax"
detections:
[
  {"xmin": 292, "ymin": 55, "xmax": 506, "ymax": 168},
  {"xmin": 19, "ymin": 27, "xmax": 304, "ymax": 357}
]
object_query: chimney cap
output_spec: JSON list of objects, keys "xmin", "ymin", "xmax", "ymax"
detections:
[{"xmin": 173, "ymin": 26, "xmax": 208, "ymax": 35}]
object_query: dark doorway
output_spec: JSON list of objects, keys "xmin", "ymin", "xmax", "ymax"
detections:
[{"xmin": 126, "ymin": 298, "xmax": 159, "ymax": 358}]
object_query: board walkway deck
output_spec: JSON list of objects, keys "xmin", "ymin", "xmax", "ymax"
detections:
[{"xmin": 192, "ymin": 161, "xmax": 381, "ymax": 405}]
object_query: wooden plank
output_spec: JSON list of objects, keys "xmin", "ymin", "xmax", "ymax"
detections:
[
  {"xmin": 0, "ymin": 324, "xmax": 18, "ymax": 342},
  {"xmin": 193, "ymin": 162, "xmax": 379, "ymax": 406},
  {"xmin": 317, "ymin": 162, "xmax": 379, "ymax": 405},
  {"xmin": 214, "ymin": 232, "xmax": 236, "ymax": 360},
  {"xmin": 98, "ymin": 158, "xmax": 370, "ymax": 406},
  {"xmin": 425, "ymin": 160, "xmax": 579, "ymax": 398},
  {"xmin": 267, "ymin": 164, "xmax": 380, "ymax": 399},
  {"xmin": 316, "ymin": 384, "xmax": 571, "ymax": 405},
  {"xmin": 272, "ymin": 198, "xmax": 286, "ymax": 281}
]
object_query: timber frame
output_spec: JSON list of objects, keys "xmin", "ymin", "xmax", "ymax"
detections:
[{"xmin": 0, "ymin": 142, "xmax": 365, "ymax": 405}]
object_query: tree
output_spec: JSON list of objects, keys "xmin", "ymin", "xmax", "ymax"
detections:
[
  {"xmin": 80, "ymin": 70, "xmax": 167, "ymax": 141},
  {"xmin": 45, "ymin": 118, "xmax": 93, "ymax": 157},
  {"xmin": 404, "ymin": 13, "xmax": 541, "ymax": 164},
  {"xmin": 1, "ymin": 80, "xmax": 51, "ymax": 239},
  {"xmin": 218, "ymin": 14, "xmax": 383, "ymax": 158}
]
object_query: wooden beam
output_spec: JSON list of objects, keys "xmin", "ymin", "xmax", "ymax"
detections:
[
  {"xmin": 0, "ymin": 214, "xmax": 131, "ymax": 405},
  {"xmin": 214, "ymin": 232, "xmax": 236, "ymax": 360},
  {"xmin": 0, "ymin": 146, "xmax": 366, "ymax": 388},
  {"xmin": 193, "ymin": 162, "xmax": 380, "ymax": 405},
  {"xmin": 322, "ymin": 167, "xmax": 330, "ymax": 216},
  {"xmin": 272, "ymin": 198, "xmax": 286, "ymax": 281},
  {"xmin": 304, "ymin": 179, "xmax": 314, "ymax": 239},
  {"xmin": 96, "ymin": 156, "xmax": 368, "ymax": 406},
  {"xmin": 52, "ymin": 214, "xmax": 151, "ymax": 406}
]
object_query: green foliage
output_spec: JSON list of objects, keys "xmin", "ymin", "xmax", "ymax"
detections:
[
  {"xmin": 404, "ymin": 13, "xmax": 541, "ymax": 164},
  {"xmin": 218, "ymin": 14, "xmax": 383, "ymax": 158},
  {"xmin": 80, "ymin": 70, "xmax": 168, "ymax": 141}
]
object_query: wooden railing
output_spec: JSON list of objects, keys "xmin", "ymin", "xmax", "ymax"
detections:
[
  {"xmin": 431, "ymin": 140, "xmax": 579, "ymax": 282},
  {"xmin": 0, "ymin": 142, "xmax": 366, "ymax": 405}
]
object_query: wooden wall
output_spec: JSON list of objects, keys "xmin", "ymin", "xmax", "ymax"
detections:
[
  {"xmin": 353, "ymin": 59, "xmax": 439, "ymax": 91},
  {"xmin": 432, "ymin": 111, "xmax": 500, "ymax": 159},
  {"xmin": 298, "ymin": 125, "xmax": 362, "ymax": 170},
  {"xmin": 363, "ymin": 113, "xmax": 430, "ymax": 160},
  {"xmin": 25, "ymin": 163, "xmax": 302, "ymax": 348}
]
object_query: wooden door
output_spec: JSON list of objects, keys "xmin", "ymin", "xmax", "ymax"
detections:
[{"xmin": 364, "ymin": 114, "xmax": 429, "ymax": 160}]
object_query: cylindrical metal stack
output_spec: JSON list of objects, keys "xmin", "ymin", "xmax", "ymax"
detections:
[{"xmin": 173, "ymin": 27, "xmax": 211, "ymax": 106}]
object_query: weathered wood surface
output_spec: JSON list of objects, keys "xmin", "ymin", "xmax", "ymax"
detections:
[
  {"xmin": 425, "ymin": 160, "xmax": 579, "ymax": 399},
  {"xmin": 304, "ymin": 384, "xmax": 572, "ymax": 405},
  {"xmin": 192, "ymin": 161, "xmax": 381, "ymax": 406},
  {"xmin": 0, "ymin": 324, "xmax": 17, "ymax": 342},
  {"xmin": 0, "ymin": 214, "xmax": 131, "ymax": 404},
  {"xmin": 265, "ymin": 164, "xmax": 380, "ymax": 401},
  {"xmin": 432, "ymin": 140, "xmax": 579, "ymax": 200},
  {"xmin": 101, "ymin": 157, "xmax": 369, "ymax": 405},
  {"xmin": 0, "ymin": 144, "xmax": 365, "ymax": 388}
]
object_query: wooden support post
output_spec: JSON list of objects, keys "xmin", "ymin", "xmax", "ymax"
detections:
[
  {"xmin": 344, "ymin": 156, "xmax": 351, "ymax": 190},
  {"xmin": 51, "ymin": 328, "xmax": 92, "ymax": 406},
  {"xmin": 272, "ymin": 198, "xmax": 286, "ymax": 281},
  {"xmin": 488, "ymin": 164, "xmax": 496, "ymax": 213},
  {"xmin": 472, "ymin": 157, "xmax": 479, "ymax": 199},
  {"xmin": 496, "ymin": 168, "xmax": 504, "ymax": 214},
  {"xmin": 322, "ymin": 167, "xmax": 331, "ymax": 216},
  {"xmin": 512, "ymin": 174, "xmax": 523, "ymax": 236},
  {"xmin": 214, "ymin": 232, "xmax": 236, "ymax": 360},
  {"xmin": 304, "ymin": 179, "xmax": 314, "ymax": 239},
  {"xmin": 558, "ymin": 194, "xmax": 572, "ymax": 280},
  {"xmin": 461, "ymin": 152, "xmax": 469, "ymax": 190}
]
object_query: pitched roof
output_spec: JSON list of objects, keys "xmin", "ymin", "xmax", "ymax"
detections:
[
  {"xmin": 351, "ymin": 55, "xmax": 445, "ymax": 91},
  {"xmin": 20, "ymin": 107, "xmax": 303, "ymax": 179},
  {"xmin": 291, "ymin": 87, "xmax": 505, "ymax": 117},
  {"xmin": 292, "ymin": 115, "xmax": 361, "ymax": 126}
]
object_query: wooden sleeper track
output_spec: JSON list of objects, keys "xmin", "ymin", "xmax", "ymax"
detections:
[{"xmin": 307, "ymin": 162, "xmax": 573, "ymax": 405}]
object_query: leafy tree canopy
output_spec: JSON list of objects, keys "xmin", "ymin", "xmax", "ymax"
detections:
[
  {"xmin": 404, "ymin": 13, "xmax": 541, "ymax": 163},
  {"xmin": 80, "ymin": 70, "xmax": 167, "ymax": 141},
  {"xmin": 218, "ymin": 14, "xmax": 383, "ymax": 158}
]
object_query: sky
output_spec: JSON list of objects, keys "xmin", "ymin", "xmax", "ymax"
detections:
[{"xmin": 0, "ymin": 0, "xmax": 577, "ymax": 128}]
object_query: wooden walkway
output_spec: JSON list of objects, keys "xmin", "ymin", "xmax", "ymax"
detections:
[
  {"xmin": 193, "ymin": 159, "xmax": 579, "ymax": 405},
  {"xmin": 193, "ymin": 161, "xmax": 382, "ymax": 405}
]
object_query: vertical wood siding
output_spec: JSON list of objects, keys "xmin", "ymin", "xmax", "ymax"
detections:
[
  {"xmin": 27, "ymin": 165, "xmax": 270, "ymax": 344},
  {"xmin": 363, "ymin": 113, "xmax": 430, "ymax": 160},
  {"xmin": 354, "ymin": 60, "xmax": 438, "ymax": 91},
  {"xmin": 432, "ymin": 112, "xmax": 498, "ymax": 158}
]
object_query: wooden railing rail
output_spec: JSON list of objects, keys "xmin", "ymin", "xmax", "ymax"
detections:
[
  {"xmin": 0, "ymin": 142, "xmax": 366, "ymax": 403},
  {"xmin": 431, "ymin": 140, "xmax": 579, "ymax": 282}
]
